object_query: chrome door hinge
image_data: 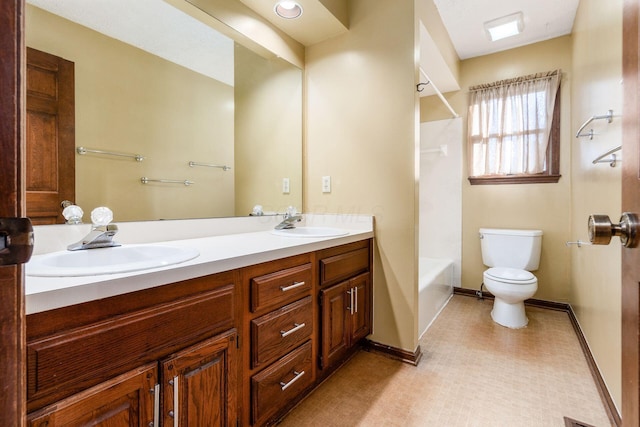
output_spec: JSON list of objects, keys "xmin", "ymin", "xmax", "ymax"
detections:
[{"xmin": 0, "ymin": 218, "xmax": 34, "ymax": 266}]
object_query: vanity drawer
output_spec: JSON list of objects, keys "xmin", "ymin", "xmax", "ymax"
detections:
[
  {"xmin": 250, "ymin": 296, "xmax": 313, "ymax": 369},
  {"xmin": 251, "ymin": 340, "xmax": 313, "ymax": 426},
  {"xmin": 320, "ymin": 247, "xmax": 370, "ymax": 287},
  {"xmin": 250, "ymin": 262, "xmax": 312, "ymax": 312}
]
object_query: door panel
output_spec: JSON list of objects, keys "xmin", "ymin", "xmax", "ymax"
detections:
[
  {"xmin": 0, "ymin": 1, "xmax": 26, "ymax": 426},
  {"xmin": 26, "ymin": 363, "xmax": 157, "ymax": 427},
  {"xmin": 350, "ymin": 273, "xmax": 371, "ymax": 343},
  {"xmin": 320, "ymin": 282, "xmax": 349, "ymax": 369},
  {"xmin": 622, "ymin": 0, "xmax": 640, "ymax": 424},
  {"xmin": 162, "ymin": 330, "xmax": 237, "ymax": 427},
  {"xmin": 26, "ymin": 47, "xmax": 75, "ymax": 225}
]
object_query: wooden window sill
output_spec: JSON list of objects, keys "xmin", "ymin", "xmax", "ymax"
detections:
[{"xmin": 468, "ymin": 174, "xmax": 561, "ymax": 185}]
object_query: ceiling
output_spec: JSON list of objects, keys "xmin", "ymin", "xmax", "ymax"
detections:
[
  {"xmin": 433, "ymin": 0, "xmax": 580, "ymax": 60},
  {"xmin": 28, "ymin": 0, "xmax": 581, "ymax": 97},
  {"xmin": 236, "ymin": 0, "xmax": 580, "ymax": 98},
  {"xmin": 237, "ymin": 0, "xmax": 580, "ymax": 60},
  {"xmin": 236, "ymin": 0, "xmax": 348, "ymax": 46}
]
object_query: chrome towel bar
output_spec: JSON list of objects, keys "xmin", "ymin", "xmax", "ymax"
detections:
[
  {"xmin": 141, "ymin": 177, "xmax": 194, "ymax": 186},
  {"xmin": 592, "ymin": 145, "xmax": 621, "ymax": 167},
  {"xmin": 575, "ymin": 110, "xmax": 613, "ymax": 139},
  {"xmin": 77, "ymin": 146, "xmax": 144, "ymax": 162},
  {"xmin": 188, "ymin": 161, "xmax": 231, "ymax": 171}
]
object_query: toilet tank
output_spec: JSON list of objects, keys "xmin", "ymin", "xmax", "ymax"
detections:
[{"xmin": 479, "ymin": 228, "xmax": 543, "ymax": 271}]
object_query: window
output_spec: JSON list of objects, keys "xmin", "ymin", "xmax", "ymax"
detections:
[{"xmin": 467, "ymin": 70, "xmax": 561, "ymax": 185}]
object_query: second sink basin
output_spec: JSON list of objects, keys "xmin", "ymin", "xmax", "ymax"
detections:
[
  {"xmin": 27, "ymin": 244, "xmax": 200, "ymax": 277},
  {"xmin": 271, "ymin": 226, "xmax": 349, "ymax": 238}
]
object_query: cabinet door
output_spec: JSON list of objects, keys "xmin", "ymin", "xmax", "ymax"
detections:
[
  {"xmin": 320, "ymin": 282, "xmax": 349, "ymax": 369},
  {"xmin": 27, "ymin": 363, "xmax": 157, "ymax": 427},
  {"xmin": 162, "ymin": 329, "xmax": 238, "ymax": 427},
  {"xmin": 350, "ymin": 272, "xmax": 371, "ymax": 343}
]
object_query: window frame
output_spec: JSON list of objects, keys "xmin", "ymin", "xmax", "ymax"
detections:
[{"xmin": 468, "ymin": 80, "xmax": 562, "ymax": 185}]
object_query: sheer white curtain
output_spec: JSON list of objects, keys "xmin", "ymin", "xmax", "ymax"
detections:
[{"xmin": 468, "ymin": 70, "xmax": 561, "ymax": 177}]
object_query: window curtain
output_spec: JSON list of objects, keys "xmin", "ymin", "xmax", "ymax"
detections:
[{"xmin": 468, "ymin": 69, "xmax": 561, "ymax": 177}]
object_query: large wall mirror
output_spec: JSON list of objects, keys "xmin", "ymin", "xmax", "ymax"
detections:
[{"xmin": 25, "ymin": 0, "xmax": 302, "ymax": 223}]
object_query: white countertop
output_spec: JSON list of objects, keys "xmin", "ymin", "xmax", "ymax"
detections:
[{"xmin": 26, "ymin": 214, "xmax": 374, "ymax": 314}]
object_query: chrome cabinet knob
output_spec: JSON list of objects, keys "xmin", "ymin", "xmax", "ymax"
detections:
[{"xmin": 588, "ymin": 212, "xmax": 639, "ymax": 248}]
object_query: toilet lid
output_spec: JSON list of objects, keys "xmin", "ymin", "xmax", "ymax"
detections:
[{"xmin": 485, "ymin": 267, "xmax": 535, "ymax": 282}]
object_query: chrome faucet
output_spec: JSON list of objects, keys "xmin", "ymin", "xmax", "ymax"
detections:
[
  {"xmin": 67, "ymin": 224, "xmax": 120, "ymax": 251},
  {"xmin": 275, "ymin": 213, "xmax": 303, "ymax": 230},
  {"xmin": 67, "ymin": 206, "xmax": 120, "ymax": 251}
]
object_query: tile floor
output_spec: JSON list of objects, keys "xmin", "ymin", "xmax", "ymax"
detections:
[{"xmin": 278, "ymin": 294, "xmax": 613, "ymax": 426}]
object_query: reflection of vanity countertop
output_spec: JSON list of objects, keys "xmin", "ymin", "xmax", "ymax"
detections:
[{"xmin": 26, "ymin": 214, "xmax": 374, "ymax": 314}]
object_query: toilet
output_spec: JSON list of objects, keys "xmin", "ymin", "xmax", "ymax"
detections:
[{"xmin": 479, "ymin": 228, "xmax": 543, "ymax": 328}]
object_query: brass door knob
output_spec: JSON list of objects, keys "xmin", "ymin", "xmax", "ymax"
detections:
[{"xmin": 588, "ymin": 212, "xmax": 639, "ymax": 248}]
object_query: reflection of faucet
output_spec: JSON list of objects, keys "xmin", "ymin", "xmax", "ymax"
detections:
[
  {"xmin": 275, "ymin": 213, "xmax": 303, "ymax": 230},
  {"xmin": 67, "ymin": 224, "xmax": 120, "ymax": 251},
  {"xmin": 67, "ymin": 206, "xmax": 120, "ymax": 251}
]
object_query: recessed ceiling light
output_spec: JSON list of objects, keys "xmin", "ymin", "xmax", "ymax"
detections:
[
  {"xmin": 274, "ymin": 1, "xmax": 303, "ymax": 19},
  {"xmin": 484, "ymin": 12, "xmax": 524, "ymax": 42}
]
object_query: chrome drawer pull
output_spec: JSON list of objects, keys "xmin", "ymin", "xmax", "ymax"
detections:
[
  {"xmin": 168, "ymin": 376, "xmax": 179, "ymax": 427},
  {"xmin": 279, "ymin": 370, "xmax": 305, "ymax": 391},
  {"xmin": 355, "ymin": 286, "xmax": 358, "ymax": 313},
  {"xmin": 280, "ymin": 322, "xmax": 306, "ymax": 338},
  {"xmin": 280, "ymin": 281, "xmax": 306, "ymax": 292}
]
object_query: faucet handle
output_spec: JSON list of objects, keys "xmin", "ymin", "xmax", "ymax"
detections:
[
  {"xmin": 284, "ymin": 206, "xmax": 298, "ymax": 219},
  {"xmin": 91, "ymin": 207, "xmax": 113, "ymax": 226},
  {"xmin": 62, "ymin": 204, "xmax": 84, "ymax": 224}
]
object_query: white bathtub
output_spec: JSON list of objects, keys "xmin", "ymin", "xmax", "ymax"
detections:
[{"xmin": 419, "ymin": 257, "xmax": 454, "ymax": 338}]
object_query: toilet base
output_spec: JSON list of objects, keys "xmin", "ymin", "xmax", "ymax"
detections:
[{"xmin": 491, "ymin": 298, "xmax": 528, "ymax": 329}]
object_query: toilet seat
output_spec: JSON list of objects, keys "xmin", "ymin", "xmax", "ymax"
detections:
[{"xmin": 484, "ymin": 267, "xmax": 536, "ymax": 285}]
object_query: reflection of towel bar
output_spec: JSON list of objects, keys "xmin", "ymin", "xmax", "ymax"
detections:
[
  {"xmin": 188, "ymin": 161, "xmax": 231, "ymax": 171},
  {"xmin": 592, "ymin": 145, "xmax": 621, "ymax": 167},
  {"xmin": 141, "ymin": 177, "xmax": 194, "ymax": 186},
  {"xmin": 77, "ymin": 146, "xmax": 145, "ymax": 162},
  {"xmin": 575, "ymin": 110, "xmax": 613, "ymax": 139}
]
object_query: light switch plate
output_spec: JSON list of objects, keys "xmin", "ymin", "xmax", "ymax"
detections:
[
  {"xmin": 322, "ymin": 176, "xmax": 331, "ymax": 193},
  {"xmin": 282, "ymin": 178, "xmax": 290, "ymax": 194}
]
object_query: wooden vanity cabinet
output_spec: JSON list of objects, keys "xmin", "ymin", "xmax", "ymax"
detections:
[
  {"xmin": 320, "ymin": 272, "xmax": 371, "ymax": 369},
  {"xmin": 318, "ymin": 241, "xmax": 373, "ymax": 373},
  {"xmin": 240, "ymin": 253, "xmax": 316, "ymax": 426},
  {"xmin": 25, "ymin": 237, "xmax": 373, "ymax": 426},
  {"xmin": 26, "ymin": 271, "xmax": 240, "ymax": 426}
]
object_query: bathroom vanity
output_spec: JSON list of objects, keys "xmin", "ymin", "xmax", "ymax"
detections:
[{"xmin": 24, "ymin": 215, "xmax": 373, "ymax": 426}]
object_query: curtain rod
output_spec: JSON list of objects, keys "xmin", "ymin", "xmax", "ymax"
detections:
[{"xmin": 469, "ymin": 69, "xmax": 561, "ymax": 92}]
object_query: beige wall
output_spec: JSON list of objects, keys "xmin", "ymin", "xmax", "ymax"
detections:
[
  {"xmin": 235, "ymin": 45, "xmax": 303, "ymax": 215},
  {"xmin": 306, "ymin": 0, "xmax": 420, "ymax": 351},
  {"xmin": 27, "ymin": 5, "xmax": 235, "ymax": 222},
  {"xmin": 571, "ymin": 0, "xmax": 623, "ymax": 411},
  {"xmin": 416, "ymin": 0, "xmax": 459, "ymax": 84},
  {"xmin": 420, "ymin": 1, "xmax": 623, "ymax": 410},
  {"xmin": 422, "ymin": 36, "xmax": 574, "ymax": 303}
]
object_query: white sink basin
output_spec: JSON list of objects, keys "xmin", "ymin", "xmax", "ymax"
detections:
[
  {"xmin": 27, "ymin": 245, "xmax": 200, "ymax": 277},
  {"xmin": 271, "ymin": 227, "xmax": 349, "ymax": 238}
]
